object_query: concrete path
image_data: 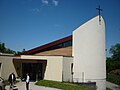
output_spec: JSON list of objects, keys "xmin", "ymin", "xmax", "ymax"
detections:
[
  {"xmin": 106, "ymin": 81, "xmax": 120, "ymax": 90},
  {"xmin": 5, "ymin": 81, "xmax": 60, "ymax": 90}
]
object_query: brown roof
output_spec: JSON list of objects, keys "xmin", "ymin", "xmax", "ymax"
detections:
[
  {"xmin": 20, "ymin": 35, "xmax": 72, "ymax": 55},
  {"xmin": 35, "ymin": 46, "xmax": 72, "ymax": 56}
]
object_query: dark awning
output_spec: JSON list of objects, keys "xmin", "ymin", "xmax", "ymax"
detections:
[{"xmin": 13, "ymin": 58, "xmax": 47, "ymax": 63}]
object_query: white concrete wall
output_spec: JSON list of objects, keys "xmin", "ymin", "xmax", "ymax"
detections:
[
  {"xmin": 0, "ymin": 55, "xmax": 66, "ymax": 82},
  {"xmin": 73, "ymin": 16, "xmax": 106, "ymax": 90},
  {"xmin": 62, "ymin": 57, "xmax": 73, "ymax": 82},
  {"xmin": 0, "ymin": 56, "xmax": 20, "ymax": 79},
  {"xmin": 21, "ymin": 55, "xmax": 63, "ymax": 82}
]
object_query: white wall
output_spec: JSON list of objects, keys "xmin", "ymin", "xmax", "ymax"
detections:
[
  {"xmin": 21, "ymin": 55, "xmax": 63, "ymax": 82},
  {"xmin": 62, "ymin": 57, "xmax": 73, "ymax": 82},
  {"xmin": 0, "ymin": 55, "xmax": 67, "ymax": 82},
  {"xmin": 73, "ymin": 16, "xmax": 106, "ymax": 90},
  {"xmin": 0, "ymin": 56, "xmax": 20, "ymax": 79}
]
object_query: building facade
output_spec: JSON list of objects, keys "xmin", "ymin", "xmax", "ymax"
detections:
[
  {"xmin": 73, "ymin": 16, "xmax": 106, "ymax": 90},
  {"xmin": 0, "ymin": 15, "xmax": 106, "ymax": 90}
]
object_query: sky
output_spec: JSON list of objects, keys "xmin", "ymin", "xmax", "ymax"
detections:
[{"xmin": 0, "ymin": 0, "xmax": 120, "ymax": 57}]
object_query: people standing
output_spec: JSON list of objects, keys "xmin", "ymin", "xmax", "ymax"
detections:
[
  {"xmin": 8, "ymin": 72, "xmax": 16, "ymax": 89},
  {"xmin": 26, "ymin": 73, "xmax": 30, "ymax": 90}
]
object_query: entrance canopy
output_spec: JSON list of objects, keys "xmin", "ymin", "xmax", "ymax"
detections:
[
  {"xmin": 13, "ymin": 58, "xmax": 47, "ymax": 81},
  {"xmin": 13, "ymin": 58, "xmax": 47, "ymax": 63}
]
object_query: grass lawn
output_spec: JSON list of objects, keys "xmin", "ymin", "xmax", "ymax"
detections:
[
  {"xmin": 106, "ymin": 88, "xmax": 112, "ymax": 90},
  {"xmin": 36, "ymin": 80, "xmax": 113, "ymax": 90},
  {"xmin": 36, "ymin": 80, "xmax": 95, "ymax": 90},
  {"xmin": 3, "ymin": 80, "xmax": 19, "ymax": 86}
]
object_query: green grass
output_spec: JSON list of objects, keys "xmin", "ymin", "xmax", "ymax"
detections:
[
  {"xmin": 107, "ymin": 74, "xmax": 120, "ymax": 85},
  {"xmin": 106, "ymin": 88, "xmax": 112, "ymax": 90},
  {"xmin": 35, "ymin": 80, "xmax": 94, "ymax": 90},
  {"xmin": 3, "ymin": 80, "xmax": 19, "ymax": 86}
]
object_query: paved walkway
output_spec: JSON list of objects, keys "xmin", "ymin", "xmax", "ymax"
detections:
[
  {"xmin": 6, "ymin": 81, "xmax": 120, "ymax": 90},
  {"xmin": 5, "ymin": 81, "xmax": 60, "ymax": 90},
  {"xmin": 106, "ymin": 81, "xmax": 120, "ymax": 90}
]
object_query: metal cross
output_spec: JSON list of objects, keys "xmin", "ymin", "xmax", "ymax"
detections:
[{"xmin": 96, "ymin": 5, "xmax": 102, "ymax": 22}]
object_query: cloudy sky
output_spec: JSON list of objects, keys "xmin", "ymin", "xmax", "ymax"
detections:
[{"xmin": 0, "ymin": 0, "xmax": 120, "ymax": 56}]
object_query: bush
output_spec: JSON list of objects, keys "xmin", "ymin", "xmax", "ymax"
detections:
[
  {"xmin": 107, "ymin": 74, "xmax": 120, "ymax": 85},
  {"xmin": 110, "ymin": 69, "xmax": 120, "ymax": 76},
  {"xmin": 106, "ymin": 60, "xmax": 120, "ymax": 73}
]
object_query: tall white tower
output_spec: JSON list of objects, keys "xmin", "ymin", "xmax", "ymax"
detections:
[{"xmin": 72, "ymin": 16, "xmax": 106, "ymax": 90}]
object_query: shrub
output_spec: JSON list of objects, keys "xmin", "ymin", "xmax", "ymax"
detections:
[{"xmin": 107, "ymin": 74, "xmax": 120, "ymax": 85}]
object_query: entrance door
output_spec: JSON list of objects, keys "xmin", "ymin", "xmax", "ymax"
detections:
[
  {"xmin": 37, "ymin": 63, "xmax": 43, "ymax": 80},
  {"xmin": 22, "ymin": 63, "xmax": 43, "ymax": 81}
]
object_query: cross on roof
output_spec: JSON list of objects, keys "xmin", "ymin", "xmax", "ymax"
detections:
[
  {"xmin": 96, "ymin": 5, "xmax": 102, "ymax": 16},
  {"xmin": 96, "ymin": 5, "xmax": 103, "ymax": 22}
]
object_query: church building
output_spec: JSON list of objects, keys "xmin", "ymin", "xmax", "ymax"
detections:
[{"xmin": 0, "ymin": 15, "xmax": 106, "ymax": 90}]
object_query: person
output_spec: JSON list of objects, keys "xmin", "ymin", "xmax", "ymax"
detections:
[
  {"xmin": 26, "ymin": 73, "xmax": 30, "ymax": 90},
  {"xmin": 8, "ymin": 72, "xmax": 16, "ymax": 89}
]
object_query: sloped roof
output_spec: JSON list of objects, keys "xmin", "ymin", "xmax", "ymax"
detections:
[
  {"xmin": 35, "ymin": 46, "xmax": 72, "ymax": 56},
  {"xmin": 20, "ymin": 35, "xmax": 72, "ymax": 55}
]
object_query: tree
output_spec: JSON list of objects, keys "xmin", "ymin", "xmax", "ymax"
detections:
[
  {"xmin": 106, "ymin": 43, "xmax": 120, "ymax": 73},
  {"xmin": 22, "ymin": 48, "xmax": 26, "ymax": 52},
  {"xmin": 110, "ymin": 43, "xmax": 120, "ymax": 61},
  {"xmin": 0, "ymin": 42, "xmax": 6, "ymax": 53},
  {"xmin": 0, "ymin": 42, "xmax": 16, "ymax": 54}
]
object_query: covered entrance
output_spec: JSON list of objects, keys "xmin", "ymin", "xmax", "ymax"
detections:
[
  {"xmin": 22, "ymin": 63, "xmax": 43, "ymax": 81},
  {"xmin": 13, "ymin": 59, "xmax": 47, "ymax": 81}
]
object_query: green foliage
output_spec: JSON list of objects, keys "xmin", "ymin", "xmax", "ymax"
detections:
[
  {"xmin": 3, "ymin": 80, "xmax": 19, "ymax": 86},
  {"xmin": 3, "ymin": 80, "xmax": 9, "ymax": 86},
  {"xmin": 106, "ymin": 43, "xmax": 120, "ymax": 73},
  {"xmin": 109, "ymin": 43, "xmax": 120, "ymax": 61},
  {"xmin": 107, "ymin": 74, "xmax": 120, "ymax": 85},
  {"xmin": 0, "ymin": 42, "xmax": 16, "ymax": 54},
  {"xmin": 35, "ymin": 80, "xmax": 93, "ymax": 90},
  {"xmin": 0, "ymin": 42, "xmax": 5, "ymax": 53},
  {"xmin": 106, "ymin": 88, "xmax": 112, "ymax": 90},
  {"xmin": 106, "ymin": 43, "xmax": 120, "ymax": 86},
  {"xmin": 106, "ymin": 60, "xmax": 120, "ymax": 73}
]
